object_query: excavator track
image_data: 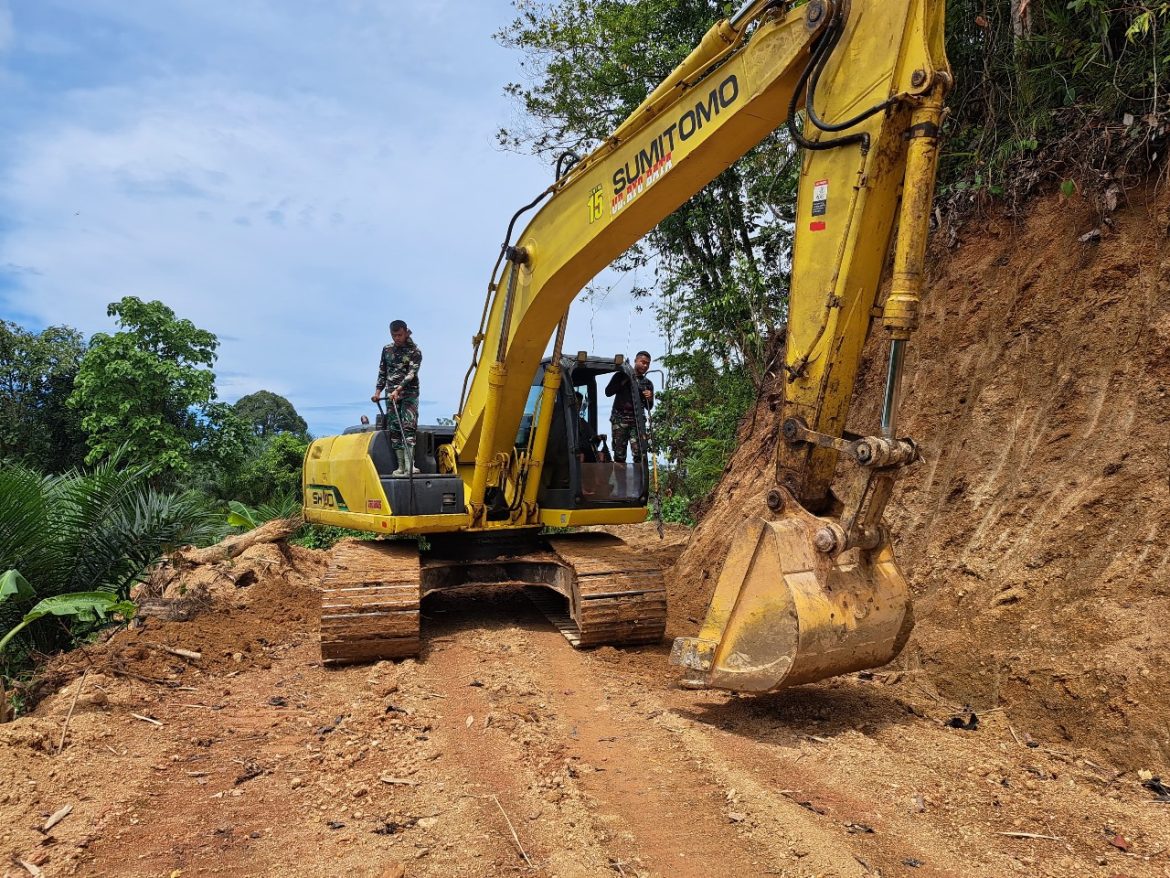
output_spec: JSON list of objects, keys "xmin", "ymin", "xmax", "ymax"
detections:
[
  {"xmin": 319, "ymin": 540, "xmax": 421, "ymax": 666},
  {"xmin": 544, "ymin": 533, "xmax": 667, "ymax": 648}
]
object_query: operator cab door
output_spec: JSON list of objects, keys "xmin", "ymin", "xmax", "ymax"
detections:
[{"xmin": 531, "ymin": 356, "xmax": 648, "ymax": 512}]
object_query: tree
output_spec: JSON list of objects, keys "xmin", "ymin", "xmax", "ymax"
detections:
[
  {"xmin": 496, "ymin": 0, "xmax": 794, "ymax": 387},
  {"xmin": 69, "ymin": 297, "xmax": 222, "ymax": 474},
  {"xmin": 0, "ymin": 453, "xmax": 221, "ymax": 661},
  {"xmin": 0, "ymin": 321, "xmax": 88, "ymax": 472},
  {"xmin": 237, "ymin": 432, "xmax": 311, "ymax": 505},
  {"xmin": 233, "ymin": 390, "xmax": 308, "ymax": 438}
]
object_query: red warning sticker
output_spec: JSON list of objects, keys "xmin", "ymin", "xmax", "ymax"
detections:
[{"xmin": 809, "ymin": 221, "xmax": 826, "ymax": 231}]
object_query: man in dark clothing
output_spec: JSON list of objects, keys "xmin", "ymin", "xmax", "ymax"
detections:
[
  {"xmin": 604, "ymin": 350, "xmax": 653, "ymax": 463},
  {"xmin": 371, "ymin": 319, "xmax": 422, "ymax": 475}
]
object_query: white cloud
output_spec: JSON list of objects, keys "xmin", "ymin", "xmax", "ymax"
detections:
[{"xmin": 0, "ymin": 1, "xmax": 666, "ymax": 437}]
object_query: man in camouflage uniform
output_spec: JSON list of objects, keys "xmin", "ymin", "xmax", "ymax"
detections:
[
  {"xmin": 371, "ymin": 319, "xmax": 422, "ymax": 475},
  {"xmin": 604, "ymin": 350, "xmax": 653, "ymax": 463}
]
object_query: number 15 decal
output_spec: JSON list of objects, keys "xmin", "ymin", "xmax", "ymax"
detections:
[{"xmin": 588, "ymin": 185, "xmax": 604, "ymax": 224}]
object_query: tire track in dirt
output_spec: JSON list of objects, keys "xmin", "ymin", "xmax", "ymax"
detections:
[
  {"xmin": 412, "ymin": 589, "xmax": 780, "ymax": 877},
  {"xmin": 9, "ymin": 525, "xmax": 1170, "ymax": 878}
]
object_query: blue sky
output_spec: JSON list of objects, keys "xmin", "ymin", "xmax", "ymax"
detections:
[{"xmin": 0, "ymin": 0, "xmax": 662, "ymax": 437}]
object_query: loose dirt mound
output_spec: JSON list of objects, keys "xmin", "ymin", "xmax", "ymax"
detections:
[
  {"xmin": 2, "ymin": 518, "xmax": 1168, "ymax": 876},
  {"xmin": 672, "ymin": 184, "xmax": 1170, "ymax": 768}
]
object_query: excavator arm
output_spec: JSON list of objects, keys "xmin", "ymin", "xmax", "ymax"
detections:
[
  {"xmin": 451, "ymin": 0, "xmax": 948, "ymax": 524},
  {"xmin": 445, "ymin": 0, "xmax": 950, "ymax": 691}
]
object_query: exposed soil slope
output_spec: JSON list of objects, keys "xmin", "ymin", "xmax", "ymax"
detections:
[{"xmin": 672, "ymin": 184, "xmax": 1170, "ymax": 769}]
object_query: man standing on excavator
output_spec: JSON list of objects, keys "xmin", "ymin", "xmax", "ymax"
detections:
[
  {"xmin": 605, "ymin": 350, "xmax": 654, "ymax": 463},
  {"xmin": 372, "ymin": 320, "xmax": 422, "ymax": 475}
]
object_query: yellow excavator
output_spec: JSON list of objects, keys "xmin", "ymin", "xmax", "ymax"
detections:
[{"xmin": 303, "ymin": 0, "xmax": 950, "ymax": 691}]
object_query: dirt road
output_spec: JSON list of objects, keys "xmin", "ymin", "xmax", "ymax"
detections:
[{"xmin": 1, "ymin": 529, "xmax": 1166, "ymax": 878}]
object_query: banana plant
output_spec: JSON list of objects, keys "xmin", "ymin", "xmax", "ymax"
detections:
[
  {"xmin": 0, "ymin": 571, "xmax": 136, "ymax": 654},
  {"xmin": 226, "ymin": 500, "xmax": 259, "ymax": 530},
  {"xmin": 0, "ymin": 570, "xmax": 136, "ymax": 722}
]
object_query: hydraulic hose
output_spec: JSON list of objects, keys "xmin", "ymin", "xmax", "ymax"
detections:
[
  {"xmin": 458, "ymin": 186, "xmax": 553, "ymax": 416},
  {"xmin": 804, "ymin": 5, "xmax": 897, "ymax": 135},
  {"xmin": 786, "ymin": 3, "xmax": 892, "ymax": 153}
]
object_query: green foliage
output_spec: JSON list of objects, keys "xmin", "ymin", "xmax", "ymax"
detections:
[
  {"xmin": 657, "ymin": 492, "xmax": 695, "ymax": 525},
  {"xmin": 0, "ymin": 571, "xmax": 35, "ymax": 603},
  {"xmin": 226, "ymin": 500, "xmax": 260, "ymax": 530},
  {"xmin": 0, "ymin": 321, "xmax": 88, "ymax": 473},
  {"xmin": 653, "ymin": 350, "xmax": 758, "ymax": 506},
  {"xmin": 942, "ymin": 0, "xmax": 1169, "ymax": 202},
  {"xmin": 69, "ymin": 296, "xmax": 222, "ymax": 475},
  {"xmin": 193, "ymin": 402, "xmax": 256, "ymax": 473},
  {"xmin": 233, "ymin": 390, "xmax": 308, "ymax": 438},
  {"xmin": 188, "ymin": 429, "xmax": 307, "ymax": 512},
  {"xmin": 226, "ymin": 495, "xmax": 300, "ymax": 531},
  {"xmin": 0, "ymin": 590, "xmax": 136, "ymax": 655},
  {"xmin": 239, "ymin": 433, "xmax": 310, "ymax": 505},
  {"xmin": 0, "ymin": 453, "xmax": 222, "ymax": 657},
  {"xmin": 289, "ymin": 525, "xmax": 374, "ymax": 550}
]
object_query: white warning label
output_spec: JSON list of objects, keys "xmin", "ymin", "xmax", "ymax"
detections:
[{"xmin": 812, "ymin": 178, "xmax": 828, "ymax": 217}]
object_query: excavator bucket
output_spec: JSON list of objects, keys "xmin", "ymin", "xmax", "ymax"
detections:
[{"xmin": 670, "ymin": 513, "xmax": 913, "ymax": 692}]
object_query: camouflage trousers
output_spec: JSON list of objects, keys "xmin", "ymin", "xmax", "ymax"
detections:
[
  {"xmin": 385, "ymin": 394, "xmax": 419, "ymax": 450},
  {"xmin": 610, "ymin": 416, "xmax": 642, "ymax": 463}
]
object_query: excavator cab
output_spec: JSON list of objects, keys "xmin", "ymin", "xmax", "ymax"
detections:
[{"xmin": 529, "ymin": 355, "xmax": 649, "ymax": 512}]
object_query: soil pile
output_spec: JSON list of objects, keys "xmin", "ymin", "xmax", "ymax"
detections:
[
  {"xmin": 2, "ymin": 525, "xmax": 1168, "ymax": 875},
  {"xmin": 672, "ymin": 185, "xmax": 1170, "ymax": 768}
]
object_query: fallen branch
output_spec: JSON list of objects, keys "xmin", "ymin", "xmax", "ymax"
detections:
[
  {"xmin": 56, "ymin": 668, "xmax": 90, "ymax": 755},
  {"xmin": 176, "ymin": 516, "xmax": 303, "ymax": 566},
  {"xmin": 997, "ymin": 831, "xmax": 1062, "ymax": 840},
  {"xmin": 379, "ymin": 776, "xmax": 418, "ymax": 786},
  {"xmin": 146, "ymin": 642, "xmax": 202, "ymax": 661},
  {"xmin": 491, "ymin": 795, "xmax": 534, "ymax": 869},
  {"xmin": 131, "ymin": 713, "xmax": 162, "ymax": 726},
  {"xmin": 42, "ymin": 804, "xmax": 73, "ymax": 832},
  {"xmin": 105, "ymin": 664, "xmax": 180, "ymax": 687}
]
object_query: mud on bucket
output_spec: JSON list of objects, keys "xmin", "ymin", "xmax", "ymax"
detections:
[{"xmin": 670, "ymin": 513, "xmax": 914, "ymax": 692}]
